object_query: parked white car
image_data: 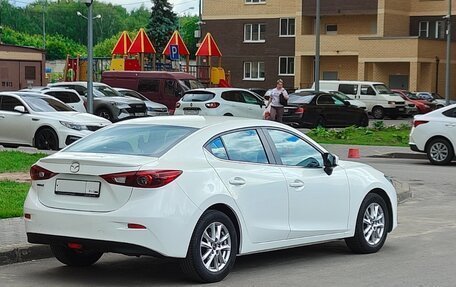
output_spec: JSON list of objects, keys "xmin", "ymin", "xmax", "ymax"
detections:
[
  {"xmin": 174, "ymin": 88, "xmax": 266, "ymax": 119},
  {"xmin": 0, "ymin": 92, "xmax": 110, "ymax": 150},
  {"xmin": 409, "ymin": 104, "xmax": 456, "ymax": 165},
  {"xmin": 25, "ymin": 116, "xmax": 397, "ymax": 283},
  {"xmin": 113, "ymin": 88, "xmax": 168, "ymax": 117},
  {"xmin": 22, "ymin": 87, "xmax": 87, "ymax": 113},
  {"xmin": 296, "ymin": 89, "xmax": 367, "ymax": 110}
]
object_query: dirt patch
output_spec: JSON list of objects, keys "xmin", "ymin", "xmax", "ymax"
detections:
[{"xmin": 0, "ymin": 172, "xmax": 30, "ymax": 183}]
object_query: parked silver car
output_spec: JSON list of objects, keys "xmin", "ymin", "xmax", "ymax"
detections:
[{"xmin": 114, "ymin": 88, "xmax": 168, "ymax": 117}]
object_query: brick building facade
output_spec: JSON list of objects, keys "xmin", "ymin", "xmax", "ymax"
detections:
[{"xmin": 202, "ymin": 0, "xmax": 456, "ymax": 96}]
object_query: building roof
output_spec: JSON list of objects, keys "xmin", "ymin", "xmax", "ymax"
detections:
[{"xmin": 0, "ymin": 43, "xmax": 44, "ymax": 53}]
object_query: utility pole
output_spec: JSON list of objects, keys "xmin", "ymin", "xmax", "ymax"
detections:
[
  {"xmin": 42, "ymin": 1, "xmax": 46, "ymax": 50},
  {"xmin": 82, "ymin": 0, "xmax": 94, "ymax": 114},
  {"xmin": 445, "ymin": 0, "xmax": 452, "ymax": 106},
  {"xmin": 315, "ymin": 0, "xmax": 321, "ymax": 92}
]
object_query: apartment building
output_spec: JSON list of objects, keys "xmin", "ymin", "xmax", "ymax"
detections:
[{"xmin": 202, "ymin": 0, "xmax": 456, "ymax": 96}]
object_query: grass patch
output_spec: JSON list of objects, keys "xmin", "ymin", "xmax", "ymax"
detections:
[
  {"xmin": 306, "ymin": 122, "xmax": 411, "ymax": 147},
  {"xmin": 0, "ymin": 151, "xmax": 47, "ymax": 173},
  {"xmin": 0, "ymin": 181, "xmax": 30, "ymax": 219}
]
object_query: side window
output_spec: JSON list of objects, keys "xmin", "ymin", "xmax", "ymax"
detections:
[
  {"xmin": 332, "ymin": 96, "xmax": 345, "ymax": 106},
  {"xmin": 241, "ymin": 91, "xmax": 261, "ymax": 105},
  {"xmin": 138, "ymin": 79, "xmax": 160, "ymax": 93},
  {"xmin": 221, "ymin": 91, "xmax": 243, "ymax": 103},
  {"xmin": 164, "ymin": 80, "xmax": 179, "ymax": 97},
  {"xmin": 267, "ymin": 129, "xmax": 323, "ymax": 168},
  {"xmin": 338, "ymin": 84, "xmax": 357, "ymax": 95},
  {"xmin": 0, "ymin": 96, "xmax": 25, "ymax": 112},
  {"xmin": 221, "ymin": 130, "xmax": 268, "ymax": 164},
  {"xmin": 361, "ymin": 85, "xmax": 376, "ymax": 95},
  {"xmin": 443, "ymin": 108, "xmax": 456, "ymax": 118},
  {"xmin": 206, "ymin": 137, "xmax": 229, "ymax": 160},
  {"xmin": 316, "ymin": 95, "xmax": 335, "ymax": 105}
]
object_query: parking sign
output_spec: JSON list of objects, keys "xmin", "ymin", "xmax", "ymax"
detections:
[{"xmin": 170, "ymin": 44, "xmax": 179, "ymax": 60}]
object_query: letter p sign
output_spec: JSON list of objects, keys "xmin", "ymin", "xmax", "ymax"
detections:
[{"xmin": 170, "ymin": 45, "xmax": 179, "ymax": 60}]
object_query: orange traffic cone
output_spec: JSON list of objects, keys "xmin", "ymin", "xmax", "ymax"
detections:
[{"xmin": 348, "ymin": 148, "xmax": 360, "ymax": 159}]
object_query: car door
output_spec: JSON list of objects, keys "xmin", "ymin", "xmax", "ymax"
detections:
[
  {"xmin": 264, "ymin": 128, "xmax": 350, "ymax": 239},
  {"xmin": 359, "ymin": 84, "xmax": 377, "ymax": 111},
  {"xmin": 220, "ymin": 91, "xmax": 249, "ymax": 117},
  {"xmin": 442, "ymin": 107, "xmax": 456, "ymax": 145},
  {"xmin": 205, "ymin": 129, "xmax": 290, "ymax": 243},
  {"xmin": 0, "ymin": 95, "xmax": 32, "ymax": 145},
  {"xmin": 315, "ymin": 94, "xmax": 340, "ymax": 126},
  {"xmin": 138, "ymin": 78, "xmax": 161, "ymax": 104},
  {"xmin": 240, "ymin": 91, "xmax": 264, "ymax": 119}
]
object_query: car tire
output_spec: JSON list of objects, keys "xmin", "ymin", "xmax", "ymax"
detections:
[
  {"xmin": 34, "ymin": 127, "xmax": 59, "ymax": 150},
  {"xmin": 96, "ymin": 108, "xmax": 113, "ymax": 121},
  {"xmin": 426, "ymin": 138, "xmax": 454, "ymax": 165},
  {"xmin": 223, "ymin": 113, "xmax": 233, "ymax": 116},
  {"xmin": 345, "ymin": 193, "xmax": 389, "ymax": 254},
  {"xmin": 372, "ymin": 106, "xmax": 385, "ymax": 119},
  {"xmin": 358, "ymin": 114, "xmax": 369, "ymax": 127},
  {"xmin": 180, "ymin": 210, "xmax": 238, "ymax": 283},
  {"xmin": 50, "ymin": 244, "xmax": 103, "ymax": 267}
]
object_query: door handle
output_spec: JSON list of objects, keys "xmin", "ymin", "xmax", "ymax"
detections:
[
  {"xmin": 229, "ymin": 177, "xmax": 246, "ymax": 186},
  {"xmin": 289, "ymin": 180, "xmax": 305, "ymax": 188},
  {"xmin": 0, "ymin": 115, "xmax": 4, "ymax": 119}
]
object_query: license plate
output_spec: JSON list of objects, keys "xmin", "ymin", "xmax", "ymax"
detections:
[
  {"xmin": 134, "ymin": 113, "xmax": 145, "ymax": 116},
  {"xmin": 398, "ymin": 108, "xmax": 405, "ymax": 111},
  {"xmin": 284, "ymin": 109, "xmax": 289, "ymax": 113},
  {"xmin": 55, "ymin": 179, "xmax": 101, "ymax": 197},
  {"xmin": 184, "ymin": 109, "xmax": 199, "ymax": 115}
]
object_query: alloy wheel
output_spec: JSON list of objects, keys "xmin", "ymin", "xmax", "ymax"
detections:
[
  {"xmin": 199, "ymin": 222, "xmax": 231, "ymax": 273},
  {"xmin": 363, "ymin": 203, "xmax": 385, "ymax": 246},
  {"xmin": 430, "ymin": 142, "xmax": 449, "ymax": 162}
]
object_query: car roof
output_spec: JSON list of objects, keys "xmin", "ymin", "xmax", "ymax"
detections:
[
  {"xmin": 0, "ymin": 91, "xmax": 55, "ymax": 99},
  {"xmin": 50, "ymin": 82, "xmax": 107, "ymax": 87},
  {"xmin": 186, "ymin": 88, "xmax": 252, "ymax": 93}
]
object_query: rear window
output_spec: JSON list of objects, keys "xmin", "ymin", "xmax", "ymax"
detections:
[
  {"xmin": 46, "ymin": 91, "xmax": 80, "ymax": 103},
  {"xmin": 64, "ymin": 125, "xmax": 198, "ymax": 157},
  {"xmin": 338, "ymin": 84, "xmax": 358, "ymax": 95},
  {"xmin": 181, "ymin": 92, "xmax": 215, "ymax": 102}
]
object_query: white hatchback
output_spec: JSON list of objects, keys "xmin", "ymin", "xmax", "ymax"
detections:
[
  {"xmin": 0, "ymin": 92, "xmax": 110, "ymax": 150},
  {"xmin": 409, "ymin": 104, "xmax": 456, "ymax": 165},
  {"xmin": 174, "ymin": 88, "xmax": 266, "ymax": 119},
  {"xmin": 25, "ymin": 116, "xmax": 397, "ymax": 283}
]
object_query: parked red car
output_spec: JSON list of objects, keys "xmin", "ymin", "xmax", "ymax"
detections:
[{"xmin": 391, "ymin": 89, "xmax": 436, "ymax": 114}]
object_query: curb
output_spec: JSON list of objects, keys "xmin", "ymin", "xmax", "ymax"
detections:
[
  {"xmin": 369, "ymin": 152, "xmax": 427, "ymax": 160},
  {"xmin": 0, "ymin": 244, "xmax": 52, "ymax": 266}
]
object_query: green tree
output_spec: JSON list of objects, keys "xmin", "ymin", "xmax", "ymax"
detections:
[
  {"xmin": 146, "ymin": 0, "xmax": 178, "ymax": 52},
  {"xmin": 178, "ymin": 16, "xmax": 198, "ymax": 57}
]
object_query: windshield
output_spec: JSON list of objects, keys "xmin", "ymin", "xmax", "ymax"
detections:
[
  {"xmin": 94, "ymin": 85, "xmax": 124, "ymax": 97},
  {"xmin": 22, "ymin": 96, "xmax": 74, "ymax": 112},
  {"xmin": 182, "ymin": 92, "xmax": 216, "ymax": 102},
  {"xmin": 288, "ymin": 94, "xmax": 315, "ymax": 104},
  {"xmin": 179, "ymin": 79, "xmax": 205, "ymax": 91},
  {"xmin": 373, "ymin": 84, "xmax": 393, "ymax": 95},
  {"xmin": 64, "ymin": 124, "xmax": 198, "ymax": 157}
]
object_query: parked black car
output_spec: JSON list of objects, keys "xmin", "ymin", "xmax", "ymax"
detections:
[{"xmin": 282, "ymin": 91, "xmax": 369, "ymax": 128}]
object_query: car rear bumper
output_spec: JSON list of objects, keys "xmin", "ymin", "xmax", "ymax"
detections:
[
  {"xmin": 409, "ymin": 144, "xmax": 422, "ymax": 153},
  {"xmin": 383, "ymin": 106, "xmax": 407, "ymax": 116}
]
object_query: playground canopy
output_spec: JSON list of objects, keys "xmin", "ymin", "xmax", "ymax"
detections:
[
  {"xmin": 128, "ymin": 28, "xmax": 156, "ymax": 54},
  {"xmin": 111, "ymin": 31, "xmax": 132, "ymax": 55},
  {"xmin": 195, "ymin": 33, "xmax": 222, "ymax": 57},
  {"xmin": 163, "ymin": 31, "xmax": 190, "ymax": 56}
]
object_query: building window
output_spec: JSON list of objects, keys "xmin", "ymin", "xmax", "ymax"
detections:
[
  {"xmin": 25, "ymin": 66, "xmax": 36, "ymax": 80},
  {"xmin": 244, "ymin": 61, "xmax": 265, "ymax": 80},
  {"xmin": 326, "ymin": 24, "xmax": 338, "ymax": 35},
  {"xmin": 244, "ymin": 24, "xmax": 266, "ymax": 42},
  {"xmin": 245, "ymin": 0, "xmax": 265, "ymax": 3},
  {"xmin": 419, "ymin": 21, "xmax": 430, "ymax": 38},
  {"xmin": 323, "ymin": 71, "xmax": 338, "ymax": 80},
  {"xmin": 279, "ymin": 57, "xmax": 294, "ymax": 76},
  {"xmin": 280, "ymin": 18, "xmax": 295, "ymax": 36},
  {"xmin": 435, "ymin": 20, "xmax": 445, "ymax": 39}
]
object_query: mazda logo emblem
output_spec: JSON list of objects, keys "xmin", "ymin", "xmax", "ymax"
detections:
[{"xmin": 70, "ymin": 162, "xmax": 80, "ymax": 173}]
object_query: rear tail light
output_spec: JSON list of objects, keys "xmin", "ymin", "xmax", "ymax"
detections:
[
  {"xmin": 101, "ymin": 170, "xmax": 183, "ymax": 188},
  {"xmin": 127, "ymin": 223, "xmax": 147, "ymax": 229},
  {"xmin": 68, "ymin": 243, "xmax": 83, "ymax": 250},
  {"xmin": 296, "ymin": 107, "xmax": 305, "ymax": 114},
  {"xmin": 175, "ymin": 102, "xmax": 181, "ymax": 109},
  {"xmin": 205, "ymin": 102, "xmax": 220, "ymax": 109},
  {"xmin": 413, "ymin": 120, "xmax": 429, "ymax": 128},
  {"xmin": 30, "ymin": 165, "xmax": 58, "ymax": 180}
]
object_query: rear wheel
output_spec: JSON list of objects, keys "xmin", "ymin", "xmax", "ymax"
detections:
[
  {"xmin": 180, "ymin": 210, "xmax": 238, "ymax": 283},
  {"xmin": 223, "ymin": 113, "xmax": 233, "ymax": 116},
  {"xmin": 34, "ymin": 128, "xmax": 59, "ymax": 150},
  {"xmin": 345, "ymin": 193, "xmax": 389, "ymax": 254},
  {"xmin": 50, "ymin": 244, "xmax": 103, "ymax": 267},
  {"xmin": 372, "ymin": 106, "xmax": 385, "ymax": 119},
  {"xmin": 426, "ymin": 138, "xmax": 454, "ymax": 165}
]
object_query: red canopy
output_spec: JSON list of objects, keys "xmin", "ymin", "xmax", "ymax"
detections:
[
  {"xmin": 128, "ymin": 28, "xmax": 156, "ymax": 54},
  {"xmin": 163, "ymin": 31, "xmax": 190, "ymax": 56},
  {"xmin": 111, "ymin": 31, "xmax": 132, "ymax": 55},
  {"xmin": 195, "ymin": 33, "xmax": 222, "ymax": 57}
]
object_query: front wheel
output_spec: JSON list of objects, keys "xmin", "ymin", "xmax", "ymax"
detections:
[
  {"xmin": 426, "ymin": 138, "xmax": 454, "ymax": 165},
  {"xmin": 96, "ymin": 108, "xmax": 113, "ymax": 121},
  {"xmin": 345, "ymin": 193, "xmax": 389, "ymax": 254},
  {"xmin": 34, "ymin": 128, "xmax": 59, "ymax": 150},
  {"xmin": 180, "ymin": 210, "xmax": 238, "ymax": 283},
  {"xmin": 358, "ymin": 114, "xmax": 369, "ymax": 127},
  {"xmin": 50, "ymin": 244, "xmax": 103, "ymax": 267},
  {"xmin": 372, "ymin": 106, "xmax": 385, "ymax": 119}
]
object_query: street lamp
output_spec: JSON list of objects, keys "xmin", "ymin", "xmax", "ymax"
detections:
[
  {"xmin": 315, "ymin": 0, "xmax": 321, "ymax": 92},
  {"xmin": 177, "ymin": 7, "xmax": 195, "ymax": 31},
  {"xmin": 444, "ymin": 0, "xmax": 452, "ymax": 106},
  {"xmin": 79, "ymin": 0, "xmax": 95, "ymax": 114}
]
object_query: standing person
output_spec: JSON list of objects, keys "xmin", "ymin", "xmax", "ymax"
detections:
[{"xmin": 266, "ymin": 79, "xmax": 289, "ymax": 123}]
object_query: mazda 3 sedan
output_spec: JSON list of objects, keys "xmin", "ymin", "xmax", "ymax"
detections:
[{"xmin": 24, "ymin": 116, "xmax": 397, "ymax": 283}]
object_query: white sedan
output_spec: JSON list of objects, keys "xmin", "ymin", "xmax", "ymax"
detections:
[
  {"xmin": 410, "ymin": 104, "xmax": 456, "ymax": 165},
  {"xmin": 24, "ymin": 116, "xmax": 397, "ymax": 283},
  {"xmin": 0, "ymin": 92, "xmax": 110, "ymax": 150},
  {"xmin": 174, "ymin": 88, "xmax": 266, "ymax": 119}
]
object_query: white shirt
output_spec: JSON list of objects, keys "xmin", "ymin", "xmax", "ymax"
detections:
[{"xmin": 267, "ymin": 88, "xmax": 289, "ymax": 107}]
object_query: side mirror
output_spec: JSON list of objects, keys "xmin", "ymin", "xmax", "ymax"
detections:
[
  {"xmin": 322, "ymin": 152, "xmax": 338, "ymax": 175},
  {"xmin": 14, "ymin": 106, "xmax": 27, "ymax": 113},
  {"xmin": 343, "ymin": 100, "xmax": 350, "ymax": 106}
]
